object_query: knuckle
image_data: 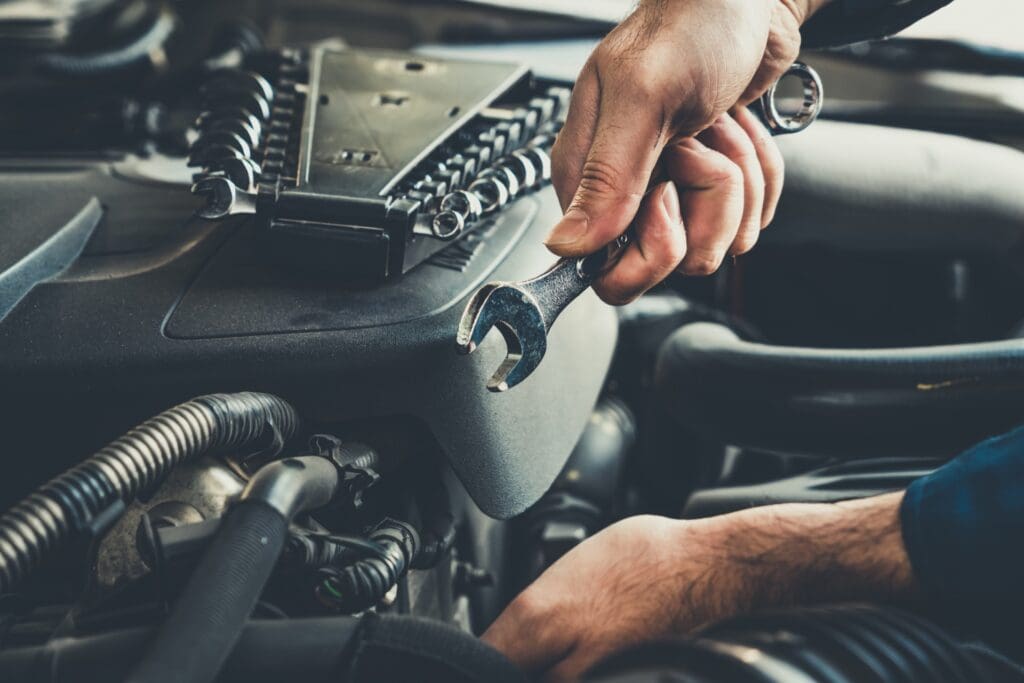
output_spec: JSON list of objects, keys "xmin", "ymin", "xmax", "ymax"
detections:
[
  {"xmin": 662, "ymin": 237, "xmax": 687, "ymax": 268},
  {"xmin": 628, "ymin": 67, "xmax": 671, "ymax": 104},
  {"xmin": 707, "ymin": 159, "xmax": 744, "ymax": 189},
  {"xmin": 682, "ymin": 250, "xmax": 724, "ymax": 276},
  {"xmin": 671, "ymin": 93, "xmax": 718, "ymax": 135},
  {"xmin": 595, "ymin": 282, "xmax": 637, "ymax": 306},
  {"xmin": 575, "ymin": 158, "xmax": 632, "ymax": 201},
  {"xmin": 647, "ymin": 224, "xmax": 687, "ymax": 267},
  {"xmin": 731, "ymin": 232, "xmax": 759, "ymax": 255}
]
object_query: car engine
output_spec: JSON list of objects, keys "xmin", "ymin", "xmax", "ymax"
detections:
[{"xmin": 1, "ymin": 1, "xmax": 1023, "ymax": 681}]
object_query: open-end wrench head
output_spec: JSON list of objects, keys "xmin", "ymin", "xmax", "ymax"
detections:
[{"xmin": 456, "ymin": 283, "xmax": 548, "ymax": 392}]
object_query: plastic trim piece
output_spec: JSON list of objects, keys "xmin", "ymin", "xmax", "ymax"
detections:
[{"xmin": 0, "ymin": 197, "xmax": 102, "ymax": 322}]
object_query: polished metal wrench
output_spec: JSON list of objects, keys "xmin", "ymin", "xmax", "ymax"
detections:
[{"xmin": 457, "ymin": 62, "xmax": 823, "ymax": 392}]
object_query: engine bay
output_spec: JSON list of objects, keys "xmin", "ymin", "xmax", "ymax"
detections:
[{"xmin": 2, "ymin": 1, "xmax": 1024, "ymax": 681}]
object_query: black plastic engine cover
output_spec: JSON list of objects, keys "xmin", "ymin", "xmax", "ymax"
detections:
[{"xmin": 0, "ymin": 159, "xmax": 616, "ymax": 518}]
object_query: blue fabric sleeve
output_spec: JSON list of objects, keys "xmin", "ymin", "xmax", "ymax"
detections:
[{"xmin": 900, "ymin": 424, "xmax": 1024, "ymax": 620}]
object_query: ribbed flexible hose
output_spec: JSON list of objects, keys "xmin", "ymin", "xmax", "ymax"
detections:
[
  {"xmin": 590, "ymin": 604, "xmax": 1016, "ymax": 682},
  {"xmin": 0, "ymin": 392, "xmax": 298, "ymax": 593},
  {"xmin": 318, "ymin": 519, "xmax": 420, "ymax": 613},
  {"xmin": 38, "ymin": 8, "xmax": 178, "ymax": 76}
]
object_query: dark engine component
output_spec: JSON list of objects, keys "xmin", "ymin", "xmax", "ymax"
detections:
[
  {"xmin": 591, "ymin": 604, "xmax": 1024, "ymax": 683},
  {"xmin": 312, "ymin": 518, "xmax": 420, "ymax": 614},
  {"xmin": 515, "ymin": 397, "xmax": 636, "ymax": 582},
  {"xmin": 129, "ymin": 456, "xmax": 338, "ymax": 683},
  {"xmin": 683, "ymin": 457, "xmax": 942, "ymax": 518},
  {"xmin": 191, "ymin": 46, "xmax": 571, "ymax": 282},
  {"xmin": 0, "ymin": 614, "xmax": 526, "ymax": 683},
  {"xmin": 657, "ymin": 321, "xmax": 1024, "ymax": 459},
  {"xmin": 0, "ymin": 392, "xmax": 296, "ymax": 594}
]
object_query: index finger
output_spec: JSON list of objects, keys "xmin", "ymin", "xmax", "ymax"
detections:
[{"xmin": 545, "ymin": 70, "xmax": 668, "ymax": 258}]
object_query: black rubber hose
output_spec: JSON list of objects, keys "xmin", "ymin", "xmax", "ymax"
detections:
[
  {"xmin": 0, "ymin": 614, "xmax": 527, "ymax": 683},
  {"xmin": 0, "ymin": 617, "xmax": 361, "ymax": 682},
  {"xmin": 0, "ymin": 392, "xmax": 298, "ymax": 593},
  {"xmin": 126, "ymin": 500, "xmax": 289, "ymax": 683},
  {"xmin": 38, "ymin": 8, "xmax": 177, "ymax": 77},
  {"xmin": 655, "ymin": 322, "xmax": 1024, "ymax": 458},
  {"xmin": 128, "ymin": 456, "xmax": 338, "ymax": 683},
  {"xmin": 412, "ymin": 478, "xmax": 456, "ymax": 571},
  {"xmin": 318, "ymin": 519, "xmax": 420, "ymax": 613}
]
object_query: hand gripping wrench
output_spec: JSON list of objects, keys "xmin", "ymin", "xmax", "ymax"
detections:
[{"xmin": 457, "ymin": 62, "xmax": 823, "ymax": 392}]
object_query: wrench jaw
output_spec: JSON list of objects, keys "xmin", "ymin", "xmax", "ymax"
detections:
[
  {"xmin": 455, "ymin": 284, "xmax": 548, "ymax": 392},
  {"xmin": 456, "ymin": 283, "xmax": 502, "ymax": 355},
  {"xmin": 485, "ymin": 319, "xmax": 546, "ymax": 392}
]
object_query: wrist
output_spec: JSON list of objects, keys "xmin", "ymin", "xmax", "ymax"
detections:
[{"xmin": 712, "ymin": 492, "xmax": 919, "ymax": 612}]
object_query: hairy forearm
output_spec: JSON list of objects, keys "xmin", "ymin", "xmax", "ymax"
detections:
[{"xmin": 697, "ymin": 492, "xmax": 918, "ymax": 618}]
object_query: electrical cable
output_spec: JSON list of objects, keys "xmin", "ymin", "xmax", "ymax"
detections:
[
  {"xmin": 0, "ymin": 392, "xmax": 298, "ymax": 594},
  {"xmin": 38, "ymin": 6, "xmax": 177, "ymax": 77}
]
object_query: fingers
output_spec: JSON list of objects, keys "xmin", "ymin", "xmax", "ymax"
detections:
[
  {"xmin": 552, "ymin": 97, "xmax": 784, "ymax": 304},
  {"xmin": 663, "ymin": 137, "xmax": 744, "ymax": 276},
  {"xmin": 590, "ymin": 109, "xmax": 785, "ymax": 304},
  {"xmin": 697, "ymin": 114, "xmax": 765, "ymax": 255},
  {"xmin": 545, "ymin": 63, "xmax": 668, "ymax": 258},
  {"xmin": 733, "ymin": 105, "xmax": 785, "ymax": 227},
  {"xmin": 592, "ymin": 181, "xmax": 684, "ymax": 305}
]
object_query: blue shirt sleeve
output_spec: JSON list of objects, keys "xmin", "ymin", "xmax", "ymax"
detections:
[{"xmin": 900, "ymin": 424, "xmax": 1024, "ymax": 621}]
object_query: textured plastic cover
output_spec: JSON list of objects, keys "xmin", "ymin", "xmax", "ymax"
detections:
[{"xmin": 0, "ymin": 161, "xmax": 617, "ymax": 518}]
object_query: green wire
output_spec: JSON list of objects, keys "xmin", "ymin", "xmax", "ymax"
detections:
[{"xmin": 322, "ymin": 580, "xmax": 345, "ymax": 600}]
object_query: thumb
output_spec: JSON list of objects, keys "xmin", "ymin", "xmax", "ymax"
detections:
[{"xmin": 545, "ymin": 92, "xmax": 665, "ymax": 257}]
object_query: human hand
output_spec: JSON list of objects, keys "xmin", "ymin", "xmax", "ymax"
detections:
[
  {"xmin": 483, "ymin": 495, "xmax": 915, "ymax": 681},
  {"xmin": 547, "ymin": 0, "xmax": 828, "ymax": 304},
  {"xmin": 483, "ymin": 515, "xmax": 745, "ymax": 681}
]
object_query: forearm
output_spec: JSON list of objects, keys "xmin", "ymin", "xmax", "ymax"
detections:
[{"xmin": 699, "ymin": 491, "xmax": 918, "ymax": 617}]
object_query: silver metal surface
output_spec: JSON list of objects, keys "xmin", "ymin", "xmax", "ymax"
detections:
[
  {"xmin": 468, "ymin": 176, "xmax": 510, "ymax": 214},
  {"xmin": 758, "ymin": 61, "xmax": 823, "ymax": 134},
  {"xmin": 432, "ymin": 210, "xmax": 466, "ymax": 240},
  {"xmin": 191, "ymin": 176, "xmax": 257, "ymax": 219},
  {"xmin": 95, "ymin": 457, "xmax": 246, "ymax": 588}
]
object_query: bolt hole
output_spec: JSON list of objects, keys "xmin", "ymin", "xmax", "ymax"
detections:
[
  {"xmin": 319, "ymin": 94, "xmax": 330, "ymax": 106},
  {"xmin": 405, "ymin": 61, "xmax": 425, "ymax": 72},
  {"xmin": 448, "ymin": 106, "xmax": 460, "ymax": 118}
]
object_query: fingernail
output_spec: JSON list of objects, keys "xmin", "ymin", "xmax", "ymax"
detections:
[
  {"xmin": 660, "ymin": 182, "xmax": 681, "ymax": 224},
  {"xmin": 544, "ymin": 208, "xmax": 589, "ymax": 247}
]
